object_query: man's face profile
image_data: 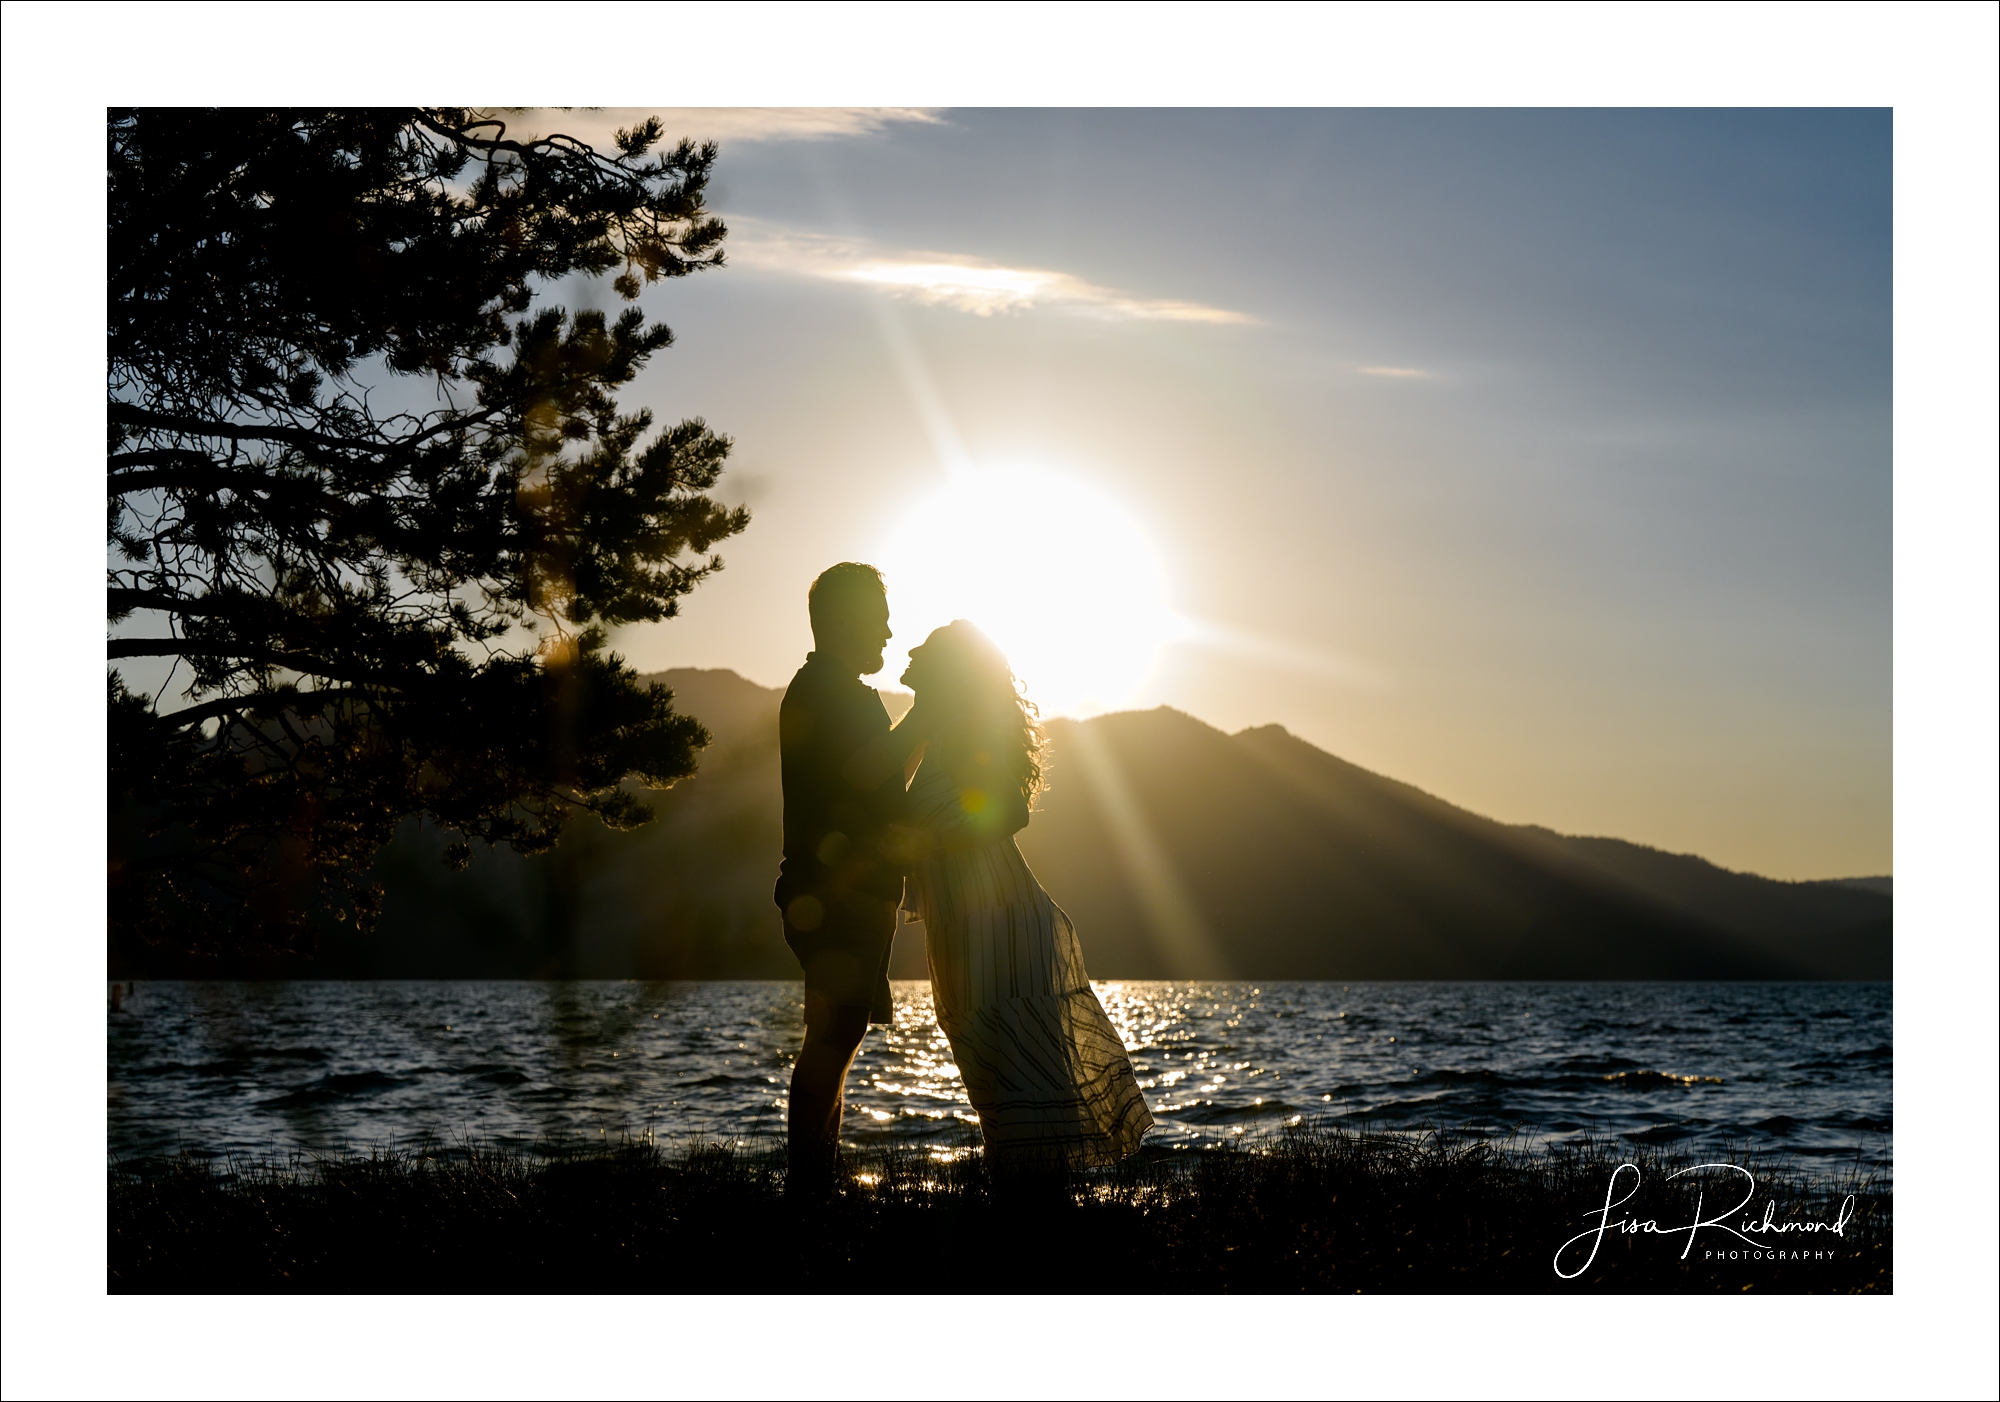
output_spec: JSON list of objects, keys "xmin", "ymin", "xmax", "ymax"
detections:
[
  {"xmin": 824, "ymin": 591, "xmax": 891, "ymax": 676},
  {"xmin": 855, "ymin": 595, "xmax": 891, "ymax": 675}
]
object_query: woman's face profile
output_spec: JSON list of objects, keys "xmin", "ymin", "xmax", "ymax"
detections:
[
  {"xmin": 900, "ymin": 635, "xmax": 931, "ymax": 691},
  {"xmin": 901, "ymin": 627, "xmax": 957, "ymax": 693}
]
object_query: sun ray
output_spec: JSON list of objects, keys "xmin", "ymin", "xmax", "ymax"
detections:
[
  {"xmin": 1171, "ymin": 616, "xmax": 1396, "ymax": 692},
  {"xmin": 1063, "ymin": 721, "xmax": 1224, "ymax": 977},
  {"xmin": 868, "ymin": 303, "xmax": 975, "ymax": 480}
]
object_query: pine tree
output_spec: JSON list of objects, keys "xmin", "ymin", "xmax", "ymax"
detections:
[{"xmin": 108, "ymin": 109, "xmax": 748, "ymax": 960}]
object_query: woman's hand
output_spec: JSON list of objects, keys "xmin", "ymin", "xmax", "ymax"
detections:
[
  {"xmin": 893, "ymin": 695, "xmax": 938, "ymax": 740},
  {"xmin": 841, "ymin": 697, "xmax": 938, "ymax": 791}
]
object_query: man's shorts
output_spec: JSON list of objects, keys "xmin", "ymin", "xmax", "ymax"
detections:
[{"xmin": 782, "ymin": 889, "xmax": 897, "ymax": 1025}]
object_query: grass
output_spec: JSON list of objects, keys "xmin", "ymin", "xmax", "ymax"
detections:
[{"xmin": 108, "ymin": 1122, "xmax": 1889, "ymax": 1293}]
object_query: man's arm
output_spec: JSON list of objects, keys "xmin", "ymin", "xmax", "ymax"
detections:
[
  {"xmin": 931, "ymin": 781, "xmax": 1030, "ymax": 852},
  {"xmin": 904, "ymin": 746, "xmax": 1030, "ymax": 853}
]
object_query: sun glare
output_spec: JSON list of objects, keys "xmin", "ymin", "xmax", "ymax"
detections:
[{"xmin": 876, "ymin": 467, "xmax": 1176, "ymax": 717}]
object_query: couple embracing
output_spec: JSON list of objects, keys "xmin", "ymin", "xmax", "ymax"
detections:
[{"xmin": 775, "ymin": 562, "xmax": 1152, "ymax": 1187}]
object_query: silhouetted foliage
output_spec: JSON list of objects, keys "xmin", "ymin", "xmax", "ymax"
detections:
[{"xmin": 108, "ymin": 109, "xmax": 748, "ymax": 960}]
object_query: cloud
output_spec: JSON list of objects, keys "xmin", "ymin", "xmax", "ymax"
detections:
[
  {"xmin": 1356, "ymin": 366, "xmax": 1429, "ymax": 378},
  {"xmin": 727, "ymin": 220, "xmax": 1252, "ymax": 324},
  {"xmin": 477, "ymin": 107, "xmax": 942, "ymax": 147}
]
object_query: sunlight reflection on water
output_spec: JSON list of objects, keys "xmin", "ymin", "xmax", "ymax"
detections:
[{"xmin": 107, "ymin": 979, "xmax": 1891, "ymax": 1173}]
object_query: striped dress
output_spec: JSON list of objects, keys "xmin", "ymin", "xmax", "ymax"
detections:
[{"xmin": 903, "ymin": 760, "xmax": 1153, "ymax": 1168}]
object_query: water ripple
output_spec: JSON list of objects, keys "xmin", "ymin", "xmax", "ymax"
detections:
[{"xmin": 107, "ymin": 980, "xmax": 1891, "ymax": 1175}]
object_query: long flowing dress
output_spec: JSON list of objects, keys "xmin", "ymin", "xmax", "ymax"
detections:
[{"xmin": 903, "ymin": 760, "xmax": 1153, "ymax": 1168}]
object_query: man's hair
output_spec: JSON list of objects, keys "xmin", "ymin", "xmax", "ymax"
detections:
[{"xmin": 807, "ymin": 561, "xmax": 887, "ymax": 639}]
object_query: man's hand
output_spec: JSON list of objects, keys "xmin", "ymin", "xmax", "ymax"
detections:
[{"xmin": 934, "ymin": 780, "xmax": 1031, "ymax": 851}]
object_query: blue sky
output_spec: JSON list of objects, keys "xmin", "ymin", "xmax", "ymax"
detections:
[{"xmin": 546, "ymin": 107, "xmax": 1890, "ymax": 878}]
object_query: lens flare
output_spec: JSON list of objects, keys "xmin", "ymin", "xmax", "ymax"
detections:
[{"xmin": 877, "ymin": 467, "xmax": 1174, "ymax": 717}]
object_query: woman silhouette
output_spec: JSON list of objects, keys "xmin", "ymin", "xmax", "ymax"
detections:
[{"xmin": 892, "ymin": 620, "xmax": 1152, "ymax": 1169}]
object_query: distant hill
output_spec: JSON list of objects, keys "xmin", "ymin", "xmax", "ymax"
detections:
[
  {"xmin": 1019, "ymin": 711, "xmax": 1888, "ymax": 979},
  {"xmin": 1816, "ymin": 875, "xmax": 1892, "ymax": 897},
  {"xmin": 234, "ymin": 669, "xmax": 1890, "ymax": 980}
]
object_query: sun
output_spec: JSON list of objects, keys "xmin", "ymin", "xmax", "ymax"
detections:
[{"xmin": 875, "ymin": 467, "xmax": 1176, "ymax": 717}]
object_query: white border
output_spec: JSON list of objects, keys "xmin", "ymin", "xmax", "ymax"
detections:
[{"xmin": 5, "ymin": 3, "xmax": 1995, "ymax": 1399}]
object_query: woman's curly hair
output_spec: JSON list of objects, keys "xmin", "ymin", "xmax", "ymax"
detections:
[{"xmin": 920, "ymin": 620, "xmax": 1046, "ymax": 805}]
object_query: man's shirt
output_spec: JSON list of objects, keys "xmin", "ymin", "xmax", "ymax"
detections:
[{"xmin": 774, "ymin": 652, "xmax": 909, "ymax": 911}]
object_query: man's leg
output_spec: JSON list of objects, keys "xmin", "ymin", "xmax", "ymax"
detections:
[{"xmin": 787, "ymin": 989, "xmax": 870, "ymax": 1188}]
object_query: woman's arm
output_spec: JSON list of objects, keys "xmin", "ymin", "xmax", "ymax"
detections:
[{"xmin": 840, "ymin": 699, "xmax": 936, "ymax": 792}]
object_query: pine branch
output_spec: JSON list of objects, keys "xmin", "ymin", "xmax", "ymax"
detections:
[{"xmin": 107, "ymin": 637, "xmax": 390, "ymax": 683}]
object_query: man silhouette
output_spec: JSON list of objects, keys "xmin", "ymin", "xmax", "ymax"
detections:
[{"xmin": 776, "ymin": 563, "xmax": 930, "ymax": 1190}]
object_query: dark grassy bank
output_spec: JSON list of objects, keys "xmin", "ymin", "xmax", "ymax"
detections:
[{"xmin": 110, "ymin": 1124, "xmax": 1889, "ymax": 1293}]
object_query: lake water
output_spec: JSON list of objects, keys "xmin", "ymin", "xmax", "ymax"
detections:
[{"xmin": 107, "ymin": 980, "xmax": 1892, "ymax": 1176}]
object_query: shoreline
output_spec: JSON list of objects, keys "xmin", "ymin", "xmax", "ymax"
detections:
[{"xmin": 110, "ymin": 1123, "xmax": 1891, "ymax": 1294}]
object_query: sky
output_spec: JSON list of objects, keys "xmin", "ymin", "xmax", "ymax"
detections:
[{"xmin": 489, "ymin": 110, "xmax": 1893, "ymax": 880}]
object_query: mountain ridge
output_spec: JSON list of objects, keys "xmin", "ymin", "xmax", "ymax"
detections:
[
  {"xmin": 1015, "ymin": 705, "xmax": 1886, "ymax": 980},
  {"xmin": 142, "ymin": 667, "xmax": 1886, "ymax": 980}
]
